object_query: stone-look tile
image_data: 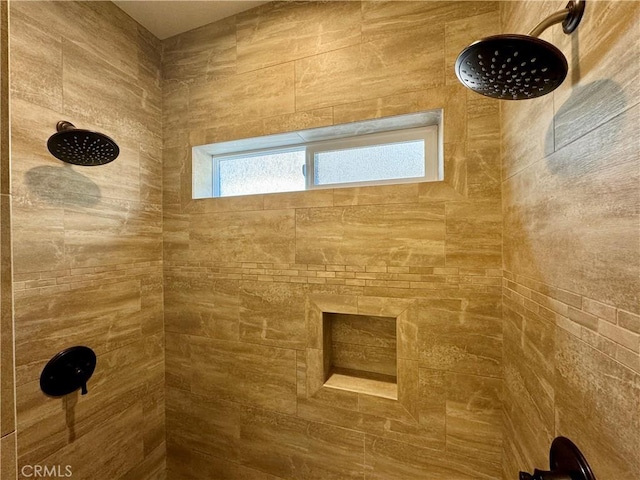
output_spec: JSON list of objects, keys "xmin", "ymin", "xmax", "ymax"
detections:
[
  {"xmin": 64, "ymin": 200, "xmax": 162, "ymax": 268},
  {"xmin": 361, "ymin": 1, "xmax": 498, "ymax": 43},
  {"xmin": 160, "ymin": 2, "xmax": 505, "ymax": 478},
  {"xmin": 364, "ymin": 435, "xmax": 497, "ymax": 480},
  {"xmin": 1, "ymin": 432, "xmax": 17, "ymax": 480},
  {"xmin": 8, "ymin": 3, "xmax": 62, "ymax": 111},
  {"xmin": 166, "ymin": 388, "xmax": 240, "ymax": 464},
  {"xmin": 503, "ymin": 105, "xmax": 639, "ymax": 313},
  {"xmin": 334, "ymin": 183, "xmax": 419, "ymax": 207},
  {"xmin": 36, "ymin": 403, "xmax": 145, "ymax": 480},
  {"xmin": 236, "ymin": 1, "xmax": 361, "ymax": 74},
  {"xmin": 189, "ymin": 208, "xmax": 295, "ymax": 264},
  {"xmin": 189, "ymin": 336, "xmax": 297, "ymax": 415},
  {"xmin": 139, "ymin": 142, "xmax": 163, "ymax": 206},
  {"xmin": 263, "ymin": 189, "xmax": 333, "ymax": 210},
  {"xmin": 14, "ymin": 279, "xmax": 144, "ymax": 386},
  {"xmin": 239, "ymin": 406, "xmax": 365, "ymax": 480},
  {"xmin": 240, "ymin": 281, "xmax": 307, "ymax": 349},
  {"xmin": 142, "ymin": 380, "xmax": 165, "ymax": 456},
  {"xmin": 189, "ymin": 62, "xmax": 295, "ymax": 133},
  {"xmin": 62, "ymin": 39, "xmax": 160, "ymax": 144},
  {"xmin": 553, "ymin": 0, "xmax": 640, "ymax": 151},
  {"xmin": 418, "ymin": 295, "xmax": 502, "ymax": 378},
  {"xmin": 165, "ymin": 273, "xmax": 239, "ymax": 340},
  {"xmin": 295, "ymin": 24, "xmax": 445, "ymax": 112},
  {"xmin": 16, "ymin": 335, "xmax": 163, "ymax": 467},
  {"xmin": 555, "ymin": 329, "xmax": 640, "ymax": 479},
  {"xmin": 13, "ymin": 1, "xmax": 142, "ymax": 80},
  {"xmin": 9, "ymin": 2, "xmax": 163, "ymax": 480},
  {"xmin": 1, "ymin": 194, "xmax": 14, "ymax": 437},
  {"xmin": 296, "ymin": 203, "xmax": 446, "ymax": 266},
  {"xmin": 259, "ymin": 108, "xmax": 334, "ymax": 139},
  {"xmin": 120, "ymin": 443, "xmax": 166, "ymax": 480},
  {"xmin": 165, "ymin": 333, "xmax": 191, "ymax": 391},
  {"xmin": 168, "ymin": 446, "xmax": 280, "ymax": 480},
  {"xmin": 445, "ymin": 201, "xmax": 502, "ymax": 268},
  {"xmin": 162, "ymin": 84, "xmax": 190, "ymax": 150},
  {"xmin": 445, "ymin": 373, "xmax": 502, "ymax": 471},
  {"xmin": 163, "ymin": 15, "xmax": 236, "ymax": 84}
]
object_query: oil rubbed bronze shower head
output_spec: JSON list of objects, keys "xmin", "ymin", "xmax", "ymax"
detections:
[
  {"xmin": 455, "ymin": 0, "xmax": 586, "ymax": 100},
  {"xmin": 47, "ymin": 121, "xmax": 120, "ymax": 166}
]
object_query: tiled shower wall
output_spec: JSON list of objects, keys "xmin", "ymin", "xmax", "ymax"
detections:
[
  {"xmin": 500, "ymin": 1, "xmax": 640, "ymax": 479},
  {"xmin": 7, "ymin": 2, "xmax": 164, "ymax": 479},
  {"xmin": 162, "ymin": 2, "xmax": 504, "ymax": 479},
  {"xmin": 1, "ymin": 0, "xmax": 16, "ymax": 477}
]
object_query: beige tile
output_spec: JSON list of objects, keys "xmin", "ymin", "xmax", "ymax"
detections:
[
  {"xmin": 418, "ymin": 295, "xmax": 502, "ymax": 378},
  {"xmin": 445, "ymin": 373, "xmax": 502, "ymax": 469},
  {"xmin": 166, "ymin": 388, "xmax": 240, "ymax": 463},
  {"xmin": 62, "ymin": 39, "xmax": 160, "ymax": 143},
  {"xmin": 555, "ymin": 328, "xmax": 640, "ymax": 479},
  {"xmin": 239, "ymin": 405, "xmax": 365, "ymax": 480},
  {"xmin": 188, "ymin": 208, "xmax": 295, "ymax": 264},
  {"xmin": 239, "ymin": 281, "xmax": 307, "ymax": 349},
  {"xmin": 17, "ymin": 336, "xmax": 162, "ymax": 467},
  {"xmin": 0, "ymin": 194, "xmax": 14, "ymax": 437},
  {"xmin": 162, "ymin": 15, "xmax": 236, "ymax": 84},
  {"xmin": 8, "ymin": 2, "xmax": 62, "ymax": 111},
  {"xmin": 295, "ymin": 24, "xmax": 445, "ymax": 111},
  {"xmin": 36, "ymin": 403, "xmax": 145, "ymax": 480},
  {"xmin": 189, "ymin": 336, "xmax": 297, "ymax": 414},
  {"xmin": 553, "ymin": 1, "xmax": 640, "ymax": 151},
  {"xmin": 364, "ymin": 434, "xmax": 497, "ymax": 480},
  {"xmin": 263, "ymin": 189, "xmax": 333, "ymax": 210},
  {"xmin": 334, "ymin": 183, "xmax": 419, "ymax": 207},
  {"xmin": 14, "ymin": 279, "xmax": 144, "ymax": 386},
  {"xmin": 1, "ymin": 432, "xmax": 17, "ymax": 480},
  {"xmin": 361, "ymin": 1, "xmax": 498, "ymax": 43},
  {"xmin": 236, "ymin": 1, "xmax": 361, "ymax": 74},
  {"xmin": 296, "ymin": 203, "xmax": 446, "ymax": 266},
  {"xmin": 168, "ymin": 446, "xmax": 280, "ymax": 480},
  {"xmin": 189, "ymin": 62, "xmax": 295, "ymax": 133},
  {"xmin": 120, "ymin": 442, "xmax": 166, "ymax": 480},
  {"xmin": 445, "ymin": 201, "xmax": 502, "ymax": 268},
  {"xmin": 164, "ymin": 273, "xmax": 239, "ymax": 340},
  {"xmin": 503, "ymin": 105, "xmax": 639, "ymax": 313}
]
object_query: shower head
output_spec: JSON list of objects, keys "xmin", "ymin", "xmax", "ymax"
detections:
[
  {"xmin": 47, "ymin": 121, "xmax": 120, "ymax": 166},
  {"xmin": 455, "ymin": 0, "xmax": 585, "ymax": 100},
  {"xmin": 455, "ymin": 35, "xmax": 568, "ymax": 100}
]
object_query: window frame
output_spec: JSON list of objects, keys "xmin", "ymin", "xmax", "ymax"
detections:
[
  {"xmin": 305, "ymin": 125, "xmax": 438, "ymax": 191},
  {"xmin": 192, "ymin": 110, "xmax": 443, "ymax": 199}
]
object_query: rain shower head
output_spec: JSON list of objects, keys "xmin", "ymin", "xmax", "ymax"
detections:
[
  {"xmin": 47, "ymin": 121, "xmax": 120, "ymax": 166},
  {"xmin": 455, "ymin": 0, "xmax": 586, "ymax": 100}
]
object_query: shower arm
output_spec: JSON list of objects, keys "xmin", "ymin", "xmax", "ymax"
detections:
[{"xmin": 527, "ymin": 0, "xmax": 585, "ymax": 37}]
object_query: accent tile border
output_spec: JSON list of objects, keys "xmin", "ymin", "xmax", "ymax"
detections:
[{"xmin": 503, "ymin": 270, "xmax": 640, "ymax": 374}]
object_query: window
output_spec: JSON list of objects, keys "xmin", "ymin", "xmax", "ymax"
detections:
[{"xmin": 193, "ymin": 111, "xmax": 442, "ymax": 199}]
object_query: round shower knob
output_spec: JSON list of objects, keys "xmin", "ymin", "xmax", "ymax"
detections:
[{"xmin": 40, "ymin": 346, "xmax": 97, "ymax": 397}]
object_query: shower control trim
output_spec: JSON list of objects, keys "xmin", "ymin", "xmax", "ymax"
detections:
[
  {"xmin": 40, "ymin": 346, "xmax": 97, "ymax": 397},
  {"xmin": 519, "ymin": 437, "xmax": 596, "ymax": 480}
]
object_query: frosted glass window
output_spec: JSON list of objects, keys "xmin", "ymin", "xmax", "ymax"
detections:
[
  {"xmin": 313, "ymin": 140, "xmax": 425, "ymax": 186},
  {"xmin": 215, "ymin": 149, "xmax": 305, "ymax": 197},
  {"xmin": 193, "ymin": 115, "xmax": 441, "ymax": 199}
]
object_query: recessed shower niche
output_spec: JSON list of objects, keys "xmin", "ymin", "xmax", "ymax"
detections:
[
  {"xmin": 305, "ymin": 294, "xmax": 420, "ymax": 418},
  {"xmin": 323, "ymin": 312, "xmax": 398, "ymax": 399}
]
